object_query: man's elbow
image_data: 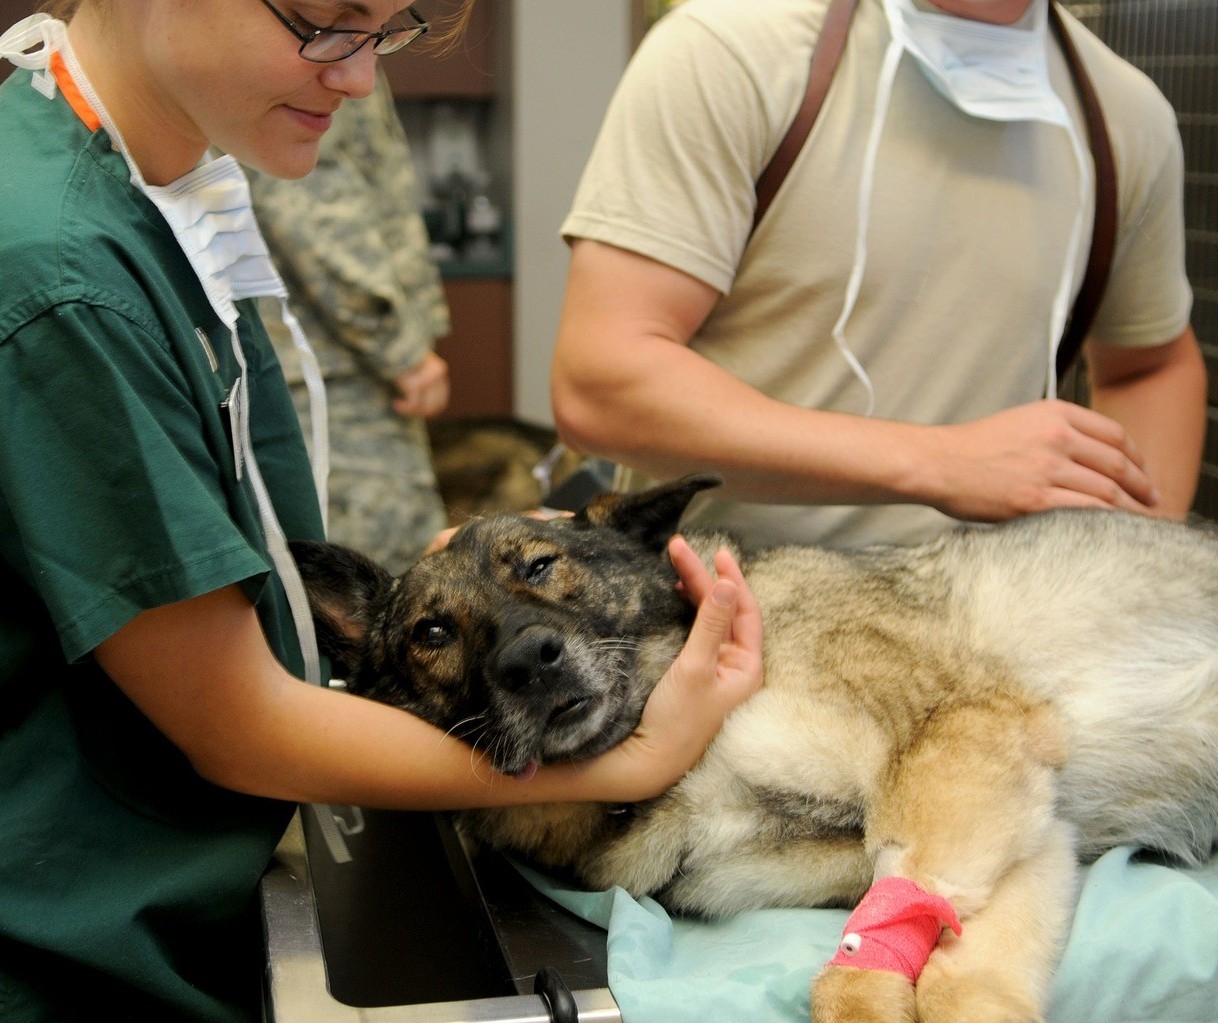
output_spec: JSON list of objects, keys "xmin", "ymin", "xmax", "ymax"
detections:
[
  {"xmin": 552, "ymin": 390, "xmax": 602, "ymax": 456},
  {"xmin": 552, "ymin": 373, "xmax": 615, "ymax": 455}
]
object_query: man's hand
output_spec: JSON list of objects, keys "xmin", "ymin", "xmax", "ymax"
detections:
[
  {"xmin": 922, "ymin": 399, "xmax": 1160, "ymax": 521},
  {"xmin": 392, "ymin": 351, "xmax": 450, "ymax": 420}
]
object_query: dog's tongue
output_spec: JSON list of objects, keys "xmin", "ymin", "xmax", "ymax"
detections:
[{"xmin": 511, "ymin": 759, "xmax": 539, "ymax": 783}]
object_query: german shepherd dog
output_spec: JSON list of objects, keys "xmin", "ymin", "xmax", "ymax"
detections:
[{"xmin": 292, "ymin": 475, "xmax": 1218, "ymax": 1023}]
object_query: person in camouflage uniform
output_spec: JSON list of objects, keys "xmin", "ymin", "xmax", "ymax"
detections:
[{"xmin": 249, "ymin": 69, "xmax": 451, "ymax": 574}]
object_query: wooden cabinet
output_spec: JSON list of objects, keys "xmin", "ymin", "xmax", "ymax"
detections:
[
  {"xmin": 435, "ymin": 278, "xmax": 513, "ymax": 420},
  {"xmin": 381, "ymin": 0, "xmax": 497, "ymax": 100},
  {"xmin": 386, "ymin": 1, "xmax": 511, "ymax": 421}
]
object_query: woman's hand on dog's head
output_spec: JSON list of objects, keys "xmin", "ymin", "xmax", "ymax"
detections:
[{"xmin": 586, "ymin": 538, "xmax": 763, "ymax": 802}]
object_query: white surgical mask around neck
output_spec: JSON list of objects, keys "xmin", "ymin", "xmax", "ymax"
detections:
[
  {"xmin": 887, "ymin": 0, "xmax": 1069, "ymax": 125},
  {"xmin": 830, "ymin": 0, "xmax": 1090, "ymax": 412}
]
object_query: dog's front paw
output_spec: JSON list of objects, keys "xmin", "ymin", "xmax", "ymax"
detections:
[{"xmin": 811, "ymin": 965, "xmax": 916, "ymax": 1023}]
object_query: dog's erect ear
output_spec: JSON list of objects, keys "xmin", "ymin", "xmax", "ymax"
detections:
[
  {"xmin": 289, "ymin": 539, "xmax": 394, "ymax": 679},
  {"xmin": 578, "ymin": 473, "xmax": 722, "ymax": 550}
]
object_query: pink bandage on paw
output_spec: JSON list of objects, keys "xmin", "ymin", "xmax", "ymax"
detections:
[{"xmin": 827, "ymin": 876, "xmax": 962, "ymax": 982}]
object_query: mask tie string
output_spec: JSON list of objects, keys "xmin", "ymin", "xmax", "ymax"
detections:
[
  {"xmin": 277, "ymin": 300, "xmax": 331, "ymax": 534},
  {"xmin": 224, "ymin": 321, "xmax": 353, "ymax": 865},
  {"xmin": 829, "ymin": 37, "xmax": 904, "ymax": 419}
]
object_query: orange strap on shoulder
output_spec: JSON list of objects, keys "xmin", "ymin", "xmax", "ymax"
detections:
[{"xmin": 50, "ymin": 49, "xmax": 100, "ymax": 132}]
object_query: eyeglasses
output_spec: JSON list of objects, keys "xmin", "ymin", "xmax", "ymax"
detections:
[{"xmin": 258, "ymin": 1, "xmax": 428, "ymax": 63}]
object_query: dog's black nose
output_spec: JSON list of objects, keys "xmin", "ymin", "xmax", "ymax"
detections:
[{"xmin": 494, "ymin": 625, "xmax": 566, "ymax": 692}]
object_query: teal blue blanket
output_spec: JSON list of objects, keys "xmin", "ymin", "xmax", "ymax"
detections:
[{"xmin": 522, "ymin": 847, "xmax": 1218, "ymax": 1023}]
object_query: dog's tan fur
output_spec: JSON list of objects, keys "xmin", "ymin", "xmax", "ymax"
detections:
[{"xmin": 295, "ymin": 476, "xmax": 1218, "ymax": 1023}]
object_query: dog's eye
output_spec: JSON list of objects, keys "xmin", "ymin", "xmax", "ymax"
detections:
[
  {"xmin": 410, "ymin": 618, "xmax": 452, "ymax": 648},
  {"xmin": 522, "ymin": 555, "xmax": 556, "ymax": 585}
]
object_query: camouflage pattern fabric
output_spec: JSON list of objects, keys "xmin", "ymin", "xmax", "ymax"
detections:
[
  {"xmin": 288, "ymin": 376, "xmax": 446, "ymax": 573},
  {"xmin": 248, "ymin": 70, "xmax": 450, "ymax": 571}
]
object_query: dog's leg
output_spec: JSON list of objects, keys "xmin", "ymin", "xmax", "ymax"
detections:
[
  {"xmin": 915, "ymin": 822, "xmax": 1075, "ymax": 1023},
  {"xmin": 811, "ymin": 695, "xmax": 1072, "ymax": 1023}
]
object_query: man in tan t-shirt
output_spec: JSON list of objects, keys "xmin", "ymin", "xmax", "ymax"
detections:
[{"xmin": 553, "ymin": 0, "xmax": 1206, "ymax": 549}]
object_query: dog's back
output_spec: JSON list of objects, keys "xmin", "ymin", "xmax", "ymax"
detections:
[
  {"xmin": 690, "ymin": 511, "xmax": 1218, "ymax": 872},
  {"xmin": 943, "ymin": 511, "xmax": 1218, "ymax": 861}
]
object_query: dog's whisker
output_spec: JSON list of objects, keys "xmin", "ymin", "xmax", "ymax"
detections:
[
  {"xmin": 468, "ymin": 737, "xmax": 486, "ymax": 779},
  {"xmin": 446, "ymin": 712, "xmax": 489, "ymax": 742},
  {"xmin": 593, "ymin": 637, "xmax": 642, "ymax": 655}
]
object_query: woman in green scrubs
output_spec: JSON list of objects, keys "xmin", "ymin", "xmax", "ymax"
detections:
[{"xmin": 0, "ymin": 3, "xmax": 762, "ymax": 1020}]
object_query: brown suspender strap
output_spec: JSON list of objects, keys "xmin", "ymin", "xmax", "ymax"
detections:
[
  {"xmin": 752, "ymin": 0, "xmax": 860, "ymax": 232},
  {"xmin": 751, "ymin": 0, "xmax": 1117, "ymax": 377},
  {"xmin": 1048, "ymin": 2, "xmax": 1117, "ymax": 377}
]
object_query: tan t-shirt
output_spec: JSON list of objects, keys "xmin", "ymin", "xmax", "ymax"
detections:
[{"xmin": 562, "ymin": 0, "xmax": 1192, "ymax": 549}]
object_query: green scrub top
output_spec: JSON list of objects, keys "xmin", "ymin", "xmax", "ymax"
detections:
[{"xmin": 0, "ymin": 69, "xmax": 325, "ymax": 1021}]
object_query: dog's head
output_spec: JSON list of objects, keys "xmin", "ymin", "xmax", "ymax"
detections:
[{"xmin": 292, "ymin": 474, "xmax": 721, "ymax": 777}]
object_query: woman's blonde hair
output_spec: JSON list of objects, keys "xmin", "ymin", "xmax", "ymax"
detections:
[
  {"xmin": 422, "ymin": 1, "xmax": 478, "ymax": 51},
  {"xmin": 39, "ymin": 0, "xmax": 85, "ymax": 17}
]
